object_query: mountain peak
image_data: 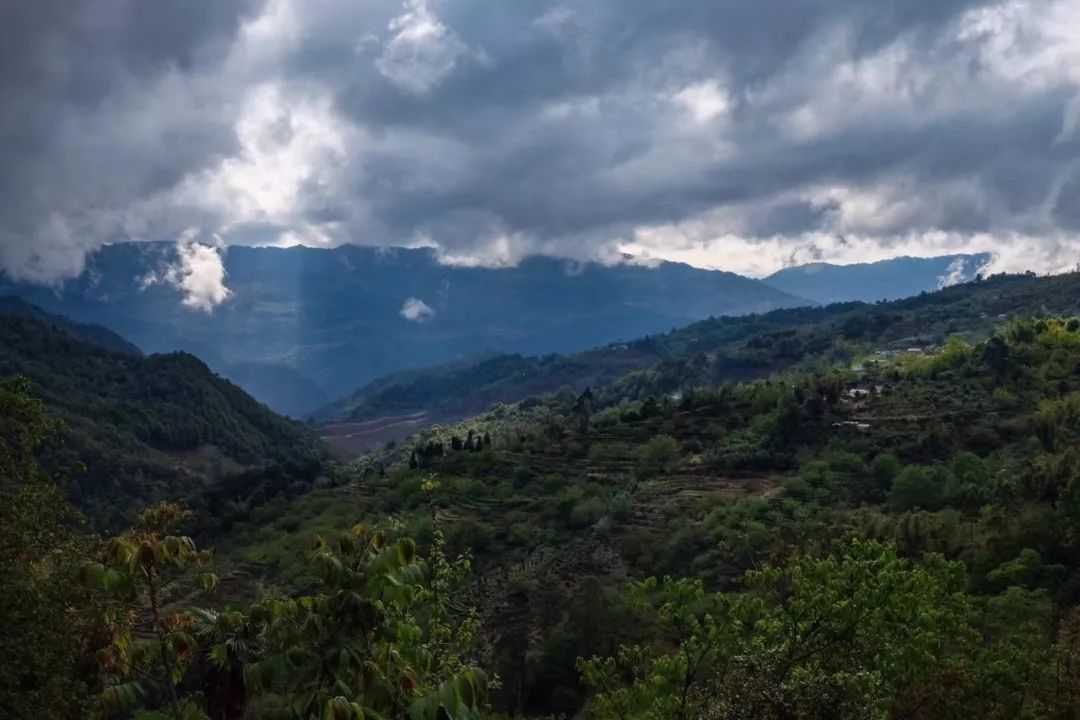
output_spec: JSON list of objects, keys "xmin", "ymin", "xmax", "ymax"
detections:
[{"xmin": 763, "ymin": 253, "xmax": 992, "ymax": 304}]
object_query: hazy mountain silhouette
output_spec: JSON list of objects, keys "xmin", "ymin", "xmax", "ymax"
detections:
[
  {"xmin": 763, "ymin": 254, "xmax": 992, "ymax": 304},
  {"xmin": 0, "ymin": 243, "xmax": 807, "ymax": 415}
]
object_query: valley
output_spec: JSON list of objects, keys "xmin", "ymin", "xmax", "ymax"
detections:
[
  {"xmin": 0, "ymin": 243, "xmax": 810, "ymax": 417},
  {"xmin": 0, "ymin": 304, "xmax": 326, "ymax": 531},
  {"xmin": 316, "ymin": 269, "xmax": 1080, "ymax": 457},
  {"xmin": 9, "ymin": 270, "xmax": 1080, "ymax": 718},
  {"xmin": 8, "ymin": 3, "xmax": 1079, "ymax": 716},
  {"xmin": 209, "ymin": 271, "xmax": 1080, "ymax": 714}
]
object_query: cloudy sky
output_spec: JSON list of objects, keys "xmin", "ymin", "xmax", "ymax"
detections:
[{"xmin": 3, "ymin": 0, "xmax": 1080, "ymax": 290}]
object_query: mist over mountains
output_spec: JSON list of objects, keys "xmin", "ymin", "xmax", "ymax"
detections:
[
  {"xmin": 0, "ymin": 243, "xmax": 807, "ymax": 415},
  {"xmin": 762, "ymin": 254, "xmax": 992, "ymax": 304},
  {"xmin": 0, "ymin": 243, "xmax": 1001, "ymax": 417}
]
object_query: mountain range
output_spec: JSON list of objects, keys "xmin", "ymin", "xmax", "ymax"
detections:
[
  {"xmin": 0, "ymin": 243, "xmax": 806, "ymax": 415},
  {"xmin": 4, "ymin": 259, "xmax": 1062, "ymax": 529},
  {"xmin": 0, "ymin": 244, "xmax": 991, "ymax": 417},
  {"xmin": 762, "ymin": 253, "xmax": 991, "ymax": 304}
]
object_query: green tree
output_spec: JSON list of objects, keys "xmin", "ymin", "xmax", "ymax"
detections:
[
  {"xmin": 579, "ymin": 576, "xmax": 752, "ymax": 720},
  {"xmin": 870, "ymin": 453, "xmax": 900, "ymax": 496},
  {"xmin": 243, "ymin": 521, "xmax": 489, "ymax": 720},
  {"xmin": 986, "ymin": 549, "xmax": 1066, "ymax": 591},
  {"xmin": 0, "ymin": 376, "xmax": 95, "ymax": 720},
  {"xmin": 887, "ymin": 466, "xmax": 942, "ymax": 512},
  {"xmin": 580, "ymin": 541, "xmax": 980, "ymax": 719},
  {"xmin": 572, "ymin": 388, "xmax": 595, "ymax": 438},
  {"xmin": 636, "ymin": 435, "xmax": 680, "ymax": 479},
  {"xmin": 81, "ymin": 502, "xmax": 218, "ymax": 720}
]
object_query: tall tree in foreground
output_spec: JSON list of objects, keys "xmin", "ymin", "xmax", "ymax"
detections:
[
  {"xmin": 81, "ymin": 502, "xmax": 218, "ymax": 720},
  {"xmin": 242, "ymin": 519, "xmax": 491, "ymax": 719},
  {"xmin": 79, "ymin": 480, "xmax": 492, "ymax": 719},
  {"xmin": 0, "ymin": 376, "xmax": 95, "ymax": 720}
]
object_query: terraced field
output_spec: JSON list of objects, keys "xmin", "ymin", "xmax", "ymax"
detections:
[
  {"xmin": 318, "ymin": 411, "xmax": 430, "ymax": 459},
  {"xmin": 224, "ymin": 404, "xmax": 782, "ymax": 602}
]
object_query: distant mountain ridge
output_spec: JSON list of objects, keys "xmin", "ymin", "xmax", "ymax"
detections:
[
  {"xmin": 0, "ymin": 243, "xmax": 808, "ymax": 416},
  {"xmin": 762, "ymin": 254, "xmax": 992, "ymax": 304}
]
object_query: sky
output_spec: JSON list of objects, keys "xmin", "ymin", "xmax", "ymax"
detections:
[{"xmin": 3, "ymin": 0, "xmax": 1080, "ymax": 304}]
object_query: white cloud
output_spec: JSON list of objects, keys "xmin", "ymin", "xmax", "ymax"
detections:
[
  {"xmin": 672, "ymin": 81, "xmax": 731, "ymax": 124},
  {"xmin": 0, "ymin": 214, "xmax": 90, "ymax": 285},
  {"xmin": 235, "ymin": 0, "xmax": 304, "ymax": 65},
  {"xmin": 162, "ymin": 232, "xmax": 233, "ymax": 312},
  {"xmin": 173, "ymin": 82, "xmax": 349, "ymax": 234},
  {"xmin": 620, "ymin": 207, "xmax": 1080, "ymax": 279},
  {"xmin": 400, "ymin": 296, "xmax": 435, "ymax": 322},
  {"xmin": 937, "ymin": 257, "xmax": 970, "ymax": 288},
  {"xmin": 375, "ymin": 0, "xmax": 474, "ymax": 94},
  {"xmin": 531, "ymin": 5, "xmax": 575, "ymax": 34},
  {"xmin": 434, "ymin": 231, "xmax": 524, "ymax": 268}
]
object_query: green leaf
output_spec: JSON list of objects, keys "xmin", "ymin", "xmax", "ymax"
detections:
[
  {"xmin": 98, "ymin": 681, "xmax": 145, "ymax": 713},
  {"xmin": 78, "ymin": 561, "xmax": 105, "ymax": 589},
  {"xmin": 210, "ymin": 643, "xmax": 229, "ymax": 668},
  {"xmin": 409, "ymin": 694, "xmax": 433, "ymax": 720}
]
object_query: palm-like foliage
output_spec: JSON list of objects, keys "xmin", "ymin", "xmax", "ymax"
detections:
[
  {"xmin": 81, "ymin": 502, "xmax": 217, "ymax": 719},
  {"xmin": 243, "ymin": 522, "xmax": 489, "ymax": 720}
]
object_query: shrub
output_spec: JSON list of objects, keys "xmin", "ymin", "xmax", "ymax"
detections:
[
  {"xmin": 636, "ymin": 435, "xmax": 680, "ymax": 479},
  {"xmin": 568, "ymin": 497, "xmax": 607, "ymax": 529},
  {"xmin": 888, "ymin": 466, "xmax": 942, "ymax": 512}
]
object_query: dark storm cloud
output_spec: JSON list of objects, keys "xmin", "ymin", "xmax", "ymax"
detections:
[
  {"xmin": 0, "ymin": 0, "xmax": 257, "ymax": 281},
  {"xmin": 1053, "ymin": 169, "xmax": 1080, "ymax": 231},
  {"xmin": 753, "ymin": 202, "xmax": 840, "ymax": 238},
  {"xmin": 2, "ymin": 0, "xmax": 1080, "ymax": 288},
  {"xmin": 306, "ymin": 0, "xmax": 1080, "ymax": 256}
]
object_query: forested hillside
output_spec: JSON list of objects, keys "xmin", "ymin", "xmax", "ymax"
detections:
[
  {"xmin": 0, "ymin": 304, "xmax": 325, "ymax": 531},
  {"xmin": 318, "ymin": 271, "xmax": 1080, "ymax": 448},
  {"xmin": 192, "ymin": 271, "xmax": 1080, "ymax": 717},
  {"xmin": 0, "ymin": 295, "xmax": 142, "ymax": 355},
  {"xmin": 12, "ymin": 274, "xmax": 1080, "ymax": 719}
]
